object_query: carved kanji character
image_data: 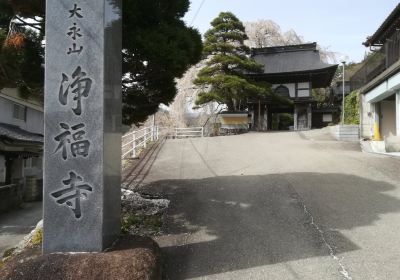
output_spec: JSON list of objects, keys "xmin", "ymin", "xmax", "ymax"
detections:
[
  {"xmin": 67, "ymin": 43, "xmax": 83, "ymax": 55},
  {"xmin": 59, "ymin": 66, "xmax": 93, "ymax": 115},
  {"xmin": 51, "ymin": 171, "xmax": 93, "ymax": 219},
  {"xmin": 67, "ymin": 23, "xmax": 82, "ymax": 40},
  {"xmin": 69, "ymin": 4, "xmax": 83, "ymax": 19},
  {"xmin": 54, "ymin": 123, "xmax": 90, "ymax": 160}
]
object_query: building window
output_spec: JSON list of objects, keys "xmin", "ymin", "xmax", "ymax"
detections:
[
  {"xmin": 323, "ymin": 114, "xmax": 333, "ymax": 122},
  {"xmin": 297, "ymin": 82, "xmax": 310, "ymax": 97},
  {"xmin": 13, "ymin": 104, "xmax": 26, "ymax": 121},
  {"xmin": 275, "ymin": 85, "xmax": 290, "ymax": 98}
]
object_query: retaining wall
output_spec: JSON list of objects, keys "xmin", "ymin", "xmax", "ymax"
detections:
[{"xmin": 330, "ymin": 125, "xmax": 360, "ymax": 142}]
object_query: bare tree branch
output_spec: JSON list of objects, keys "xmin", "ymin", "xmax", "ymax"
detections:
[{"xmin": 14, "ymin": 16, "xmax": 42, "ymax": 31}]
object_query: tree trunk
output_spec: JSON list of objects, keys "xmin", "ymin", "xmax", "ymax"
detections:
[{"xmin": 226, "ymin": 100, "xmax": 234, "ymax": 112}]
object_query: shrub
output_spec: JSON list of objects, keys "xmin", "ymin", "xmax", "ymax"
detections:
[
  {"xmin": 30, "ymin": 228, "xmax": 43, "ymax": 245},
  {"xmin": 344, "ymin": 91, "xmax": 360, "ymax": 125}
]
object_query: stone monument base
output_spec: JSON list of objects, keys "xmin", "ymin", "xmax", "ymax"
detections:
[{"xmin": 0, "ymin": 235, "xmax": 162, "ymax": 280}]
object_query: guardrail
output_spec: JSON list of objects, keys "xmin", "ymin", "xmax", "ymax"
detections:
[
  {"xmin": 174, "ymin": 127, "xmax": 204, "ymax": 139},
  {"xmin": 122, "ymin": 126, "xmax": 159, "ymax": 159}
]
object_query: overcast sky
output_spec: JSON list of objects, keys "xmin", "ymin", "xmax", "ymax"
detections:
[{"xmin": 184, "ymin": 0, "xmax": 399, "ymax": 63}]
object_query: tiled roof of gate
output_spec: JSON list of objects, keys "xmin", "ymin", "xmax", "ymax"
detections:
[
  {"xmin": 0, "ymin": 123, "xmax": 43, "ymax": 143},
  {"xmin": 251, "ymin": 43, "xmax": 338, "ymax": 74}
]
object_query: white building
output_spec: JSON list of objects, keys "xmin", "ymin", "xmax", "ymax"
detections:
[
  {"xmin": 0, "ymin": 88, "xmax": 43, "ymax": 195},
  {"xmin": 351, "ymin": 4, "xmax": 400, "ymax": 140}
]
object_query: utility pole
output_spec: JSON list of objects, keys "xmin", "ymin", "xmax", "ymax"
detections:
[
  {"xmin": 341, "ymin": 61, "xmax": 346, "ymax": 126},
  {"xmin": 258, "ymin": 99, "xmax": 261, "ymax": 131}
]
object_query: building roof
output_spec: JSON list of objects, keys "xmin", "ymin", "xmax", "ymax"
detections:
[
  {"xmin": 0, "ymin": 123, "xmax": 43, "ymax": 144},
  {"xmin": 363, "ymin": 3, "xmax": 400, "ymax": 46},
  {"xmin": 252, "ymin": 43, "xmax": 335, "ymax": 73},
  {"xmin": 249, "ymin": 43, "xmax": 338, "ymax": 88}
]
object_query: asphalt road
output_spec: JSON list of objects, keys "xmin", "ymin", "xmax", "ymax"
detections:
[
  {"xmin": 0, "ymin": 202, "xmax": 42, "ymax": 256},
  {"xmin": 143, "ymin": 130, "xmax": 400, "ymax": 280}
]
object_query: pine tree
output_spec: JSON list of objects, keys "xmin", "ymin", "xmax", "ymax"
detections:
[{"xmin": 194, "ymin": 12, "xmax": 271, "ymax": 111}]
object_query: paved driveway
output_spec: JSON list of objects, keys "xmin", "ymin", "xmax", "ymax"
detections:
[
  {"xmin": 0, "ymin": 202, "xmax": 42, "ymax": 257},
  {"xmin": 143, "ymin": 131, "xmax": 400, "ymax": 280}
]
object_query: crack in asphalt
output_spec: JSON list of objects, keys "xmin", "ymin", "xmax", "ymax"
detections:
[
  {"xmin": 301, "ymin": 203, "xmax": 353, "ymax": 280},
  {"xmin": 287, "ymin": 182, "xmax": 353, "ymax": 280}
]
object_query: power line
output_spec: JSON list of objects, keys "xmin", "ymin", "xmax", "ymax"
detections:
[{"xmin": 190, "ymin": 0, "xmax": 206, "ymax": 26}]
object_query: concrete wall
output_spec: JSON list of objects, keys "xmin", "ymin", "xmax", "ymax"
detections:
[
  {"xmin": 26, "ymin": 108, "xmax": 44, "ymax": 134},
  {"xmin": 331, "ymin": 125, "xmax": 360, "ymax": 142},
  {"xmin": 360, "ymin": 94, "xmax": 374, "ymax": 139}
]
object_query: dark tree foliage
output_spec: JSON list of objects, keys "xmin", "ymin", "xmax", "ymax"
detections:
[
  {"xmin": 194, "ymin": 12, "xmax": 271, "ymax": 111},
  {"xmin": 0, "ymin": 0, "xmax": 202, "ymax": 125},
  {"xmin": 122, "ymin": 0, "xmax": 202, "ymax": 124},
  {"xmin": 0, "ymin": 0, "xmax": 44, "ymax": 96},
  {"xmin": 7, "ymin": 0, "xmax": 45, "ymax": 18},
  {"xmin": 0, "ymin": 1, "xmax": 13, "ymax": 26}
]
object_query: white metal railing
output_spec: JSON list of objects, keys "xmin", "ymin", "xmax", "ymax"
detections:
[
  {"xmin": 174, "ymin": 127, "xmax": 204, "ymax": 139},
  {"xmin": 122, "ymin": 126, "xmax": 159, "ymax": 159}
]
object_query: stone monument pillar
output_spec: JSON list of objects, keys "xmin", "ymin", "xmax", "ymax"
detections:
[{"xmin": 44, "ymin": 0, "xmax": 122, "ymax": 253}]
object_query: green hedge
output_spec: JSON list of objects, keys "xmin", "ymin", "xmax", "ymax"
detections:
[{"xmin": 344, "ymin": 91, "xmax": 360, "ymax": 125}]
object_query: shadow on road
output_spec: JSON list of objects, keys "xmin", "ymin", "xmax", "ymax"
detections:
[{"xmin": 143, "ymin": 173, "xmax": 400, "ymax": 279}]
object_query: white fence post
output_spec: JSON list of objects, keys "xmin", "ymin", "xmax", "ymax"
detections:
[
  {"xmin": 124, "ymin": 127, "xmax": 206, "ymax": 157},
  {"xmin": 123, "ymin": 125, "xmax": 162, "ymax": 159},
  {"xmin": 132, "ymin": 132, "xmax": 136, "ymax": 158}
]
